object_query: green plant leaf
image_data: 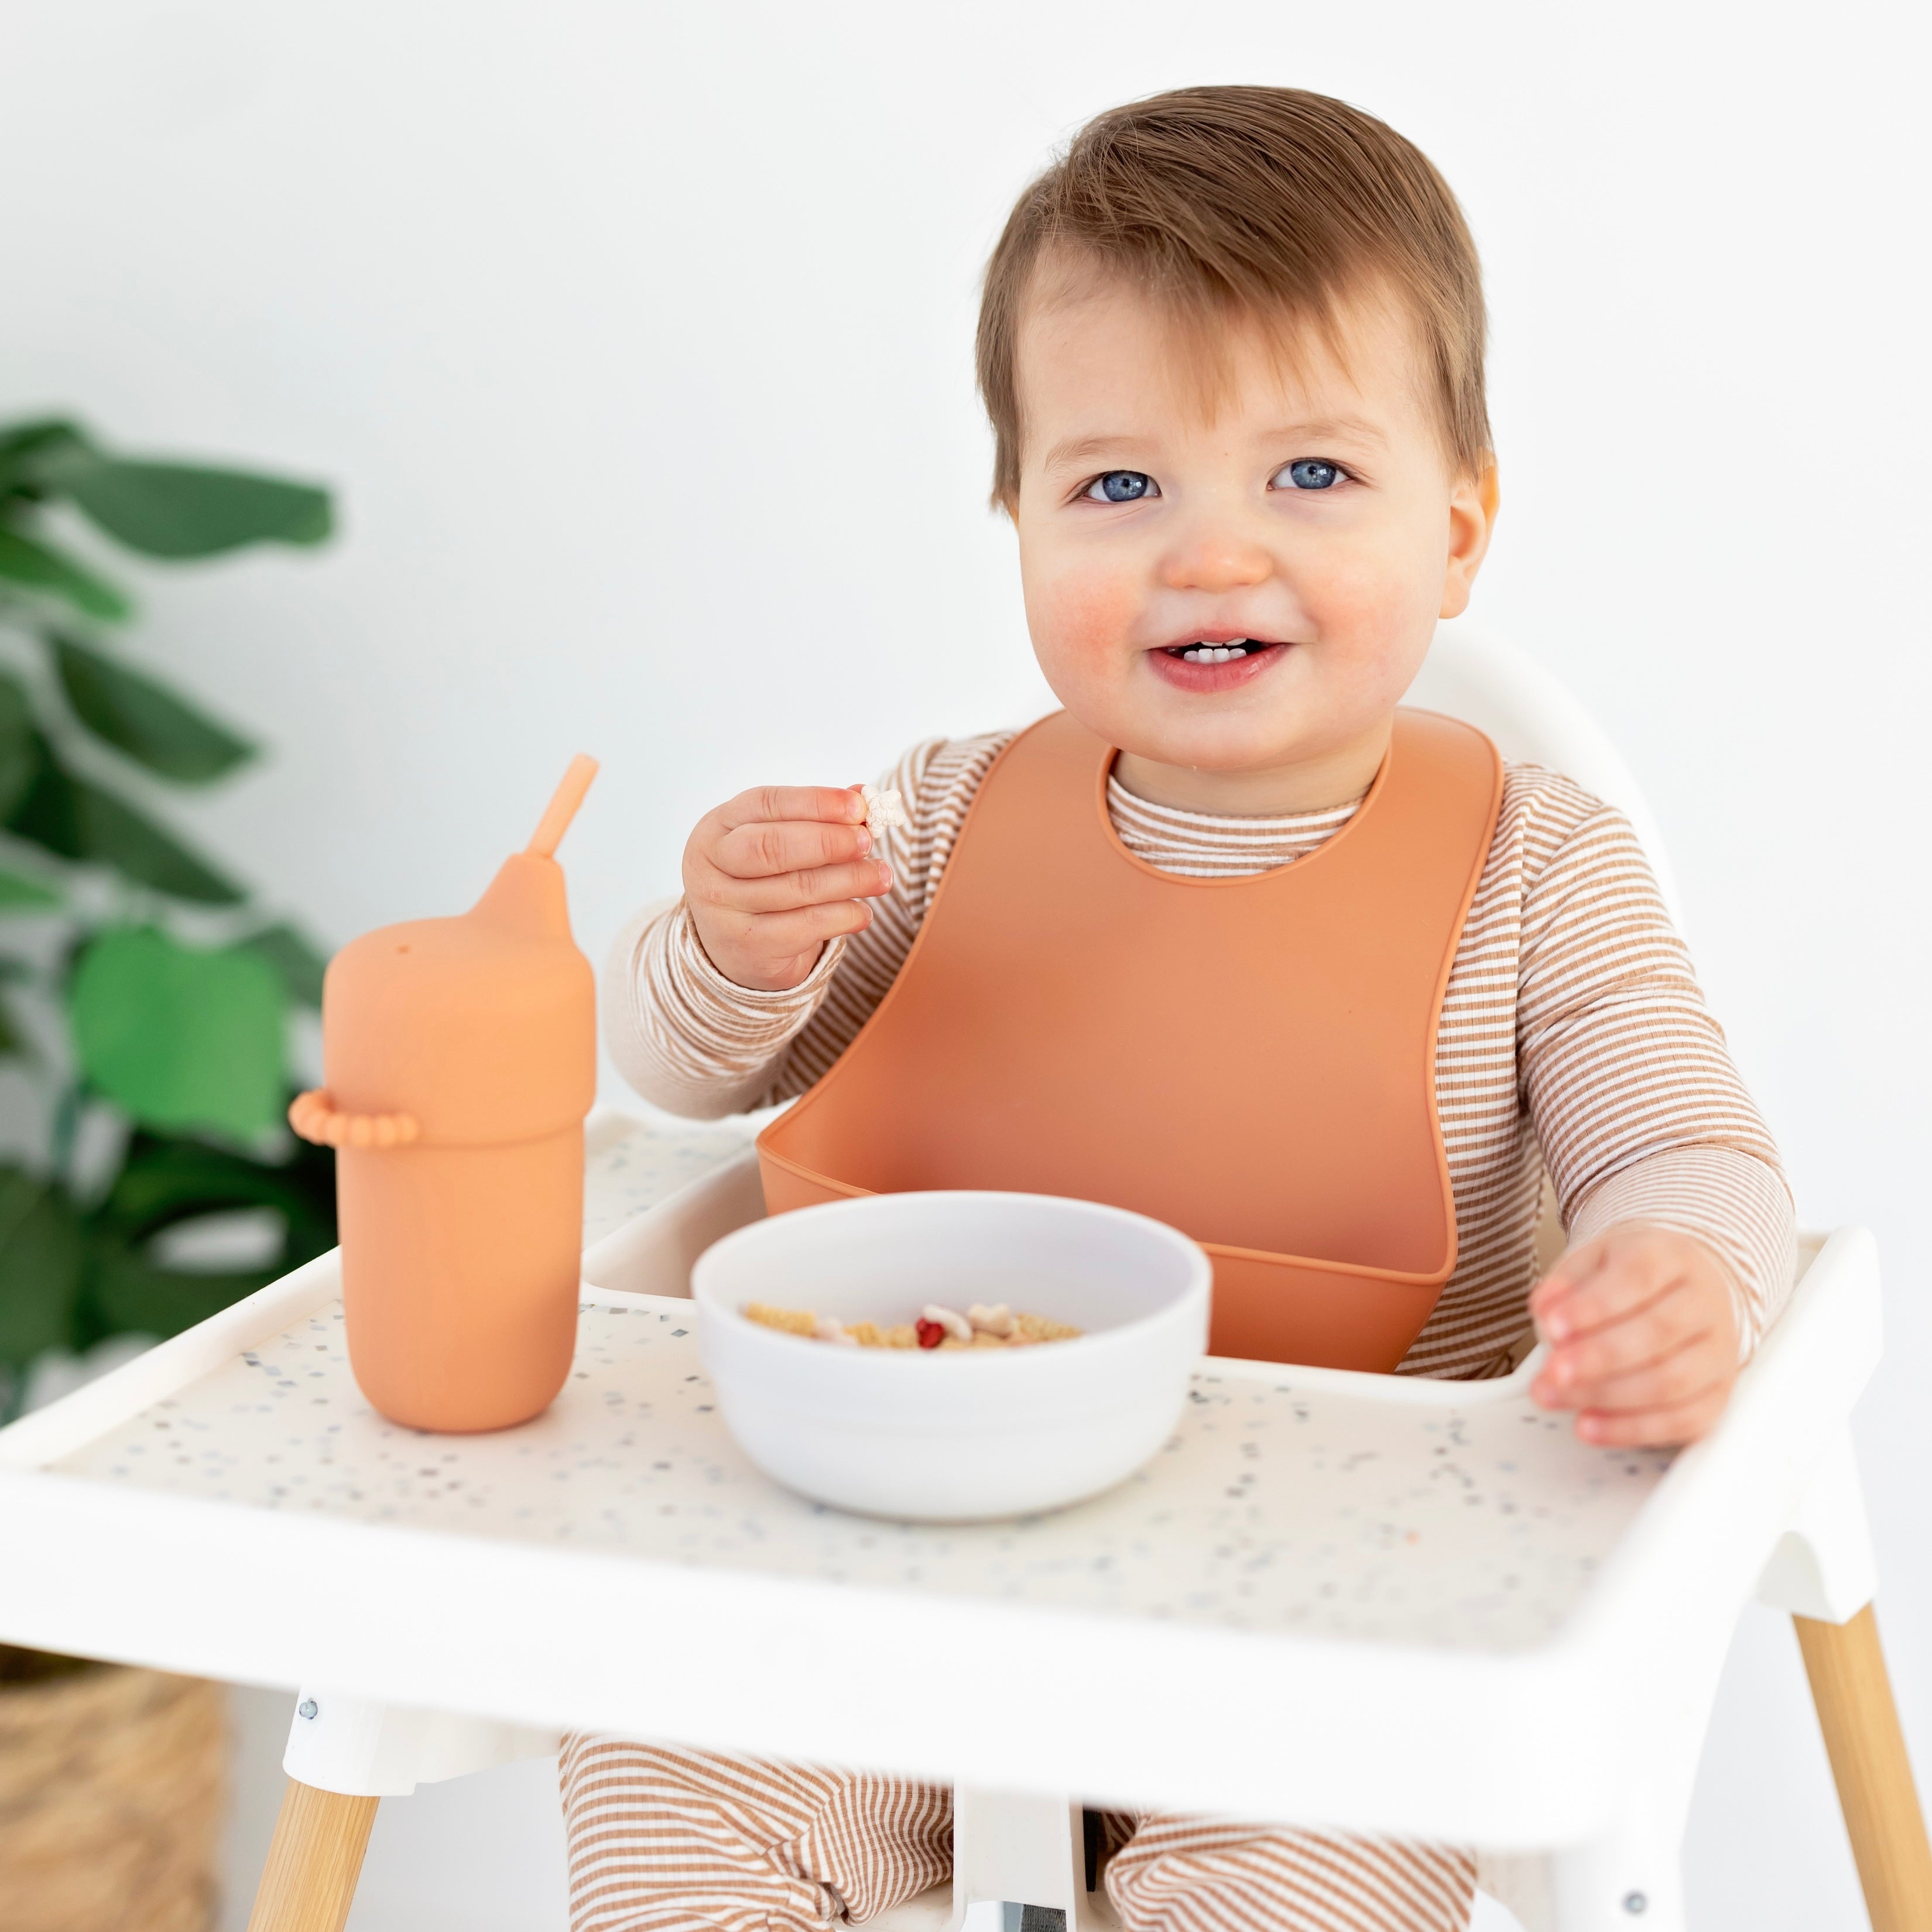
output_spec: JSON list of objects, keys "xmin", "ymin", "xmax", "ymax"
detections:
[
  {"xmin": 95, "ymin": 1131, "xmax": 335, "ymax": 1259},
  {"xmin": 7, "ymin": 735, "xmax": 244, "ymax": 903},
  {"xmin": 0, "ymin": 869, "xmax": 60, "ymax": 912},
  {"xmin": 86, "ymin": 1246, "xmax": 272, "ymax": 1342},
  {"xmin": 80, "ymin": 1129, "xmax": 335, "ymax": 1343},
  {"xmin": 0, "ymin": 1167, "xmax": 84, "ymax": 1368},
  {"xmin": 0, "ymin": 419, "xmax": 91, "ymax": 498},
  {"xmin": 71, "ymin": 927, "xmax": 286, "ymax": 1138},
  {"xmin": 53, "ymin": 635, "xmax": 256, "ymax": 783},
  {"xmin": 241, "ymin": 922, "xmax": 329, "ymax": 1007},
  {"xmin": 0, "ymin": 525, "xmax": 130, "ymax": 621},
  {"xmin": 46, "ymin": 456, "xmax": 333, "ymax": 559},
  {"xmin": 0, "ymin": 417, "xmax": 90, "ymax": 462},
  {"xmin": 0, "ymin": 674, "xmax": 34, "ymax": 822}
]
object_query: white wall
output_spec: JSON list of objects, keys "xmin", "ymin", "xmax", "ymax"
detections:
[{"xmin": 6, "ymin": 3, "xmax": 1928, "ymax": 1926}]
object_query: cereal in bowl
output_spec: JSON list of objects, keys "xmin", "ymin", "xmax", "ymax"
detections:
[{"xmin": 742, "ymin": 1299, "xmax": 1081, "ymax": 1350}]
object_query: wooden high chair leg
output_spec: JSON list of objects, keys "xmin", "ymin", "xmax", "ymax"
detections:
[
  {"xmin": 245, "ymin": 1777, "xmax": 381, "ymax": 1932},
  {"xmin": 1794, "ymin": 1603, "xmax": 1932, "ymax": 1932}
]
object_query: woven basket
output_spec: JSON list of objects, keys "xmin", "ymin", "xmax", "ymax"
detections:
[{"xmin": 0, "ymin": 1652, "xmax": 226, "ymax": 1932}]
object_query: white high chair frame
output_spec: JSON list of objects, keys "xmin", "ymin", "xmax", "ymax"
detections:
[{"xmin": 0, "ymin": 623, "xmax": 1924, "ymax": 1932}]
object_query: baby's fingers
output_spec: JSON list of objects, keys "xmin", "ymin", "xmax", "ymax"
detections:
[
  {"xmin": 1533, "ymin": 1290, "xmax": 1707, "ymax": 1398},
  {"xmin": 718, "ymin": 857, "xmax": 894, "ymax": 914},
  {"xmin": 717, "ymin": 785, "xmax": 868, "ymax": 831},
  {"xmin": 696, "ymin": 896, "xmax": 876, "ymax": 977},
  {"xmin": 1532, "ymin": 1236, "xmax": 1685, "ymax": 1342},
  {"xmin": 711, "ymin": 812, "xmax": 873, "ymax": 882},
  {"xmin": 1574, "ymin": 1378, "xmax": 1732, "ymax": 1447},
  {"xmin": 1534, "ymin": 1308, "xmax": 1724, "ymax": 1412},
  {"xmin": 1573, "ymin": 1333, "xmax": 1729, "ymax": 1415},
  {"xmin": 1529, "ymin": 1227, "xmax": 1741, "ymax": 1448}
]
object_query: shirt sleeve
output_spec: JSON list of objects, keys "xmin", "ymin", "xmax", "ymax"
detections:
[
  {"xmin": 600, "ymin": 731, "xmax": 1013, "ymax": 1120},
  {"xmin": 1515, "ymin": 792, "xmax": 1797, "ymax": 1355}
]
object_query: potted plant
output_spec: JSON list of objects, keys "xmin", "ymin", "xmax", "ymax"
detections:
[{"xmin": 0, "ymin": 415, "xmax": 338, "ymax": 1929}]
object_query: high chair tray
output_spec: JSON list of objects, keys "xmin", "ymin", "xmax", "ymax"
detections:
[{"xmin": 0, "ymin": 1111, "xmax": 1880, "ymax": 1847}]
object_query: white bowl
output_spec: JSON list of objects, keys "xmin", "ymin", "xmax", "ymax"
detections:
[{"xmin": 691, "ymin": 1190, "xmax": 1211, "ymax": 1522}]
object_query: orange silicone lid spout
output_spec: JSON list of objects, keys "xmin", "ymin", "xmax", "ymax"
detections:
[{"xmin": 525, "ymin": 752, "xmax": 598, "ymax": 859}]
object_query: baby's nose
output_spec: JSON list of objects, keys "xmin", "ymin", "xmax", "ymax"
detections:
[{"xmin": 1159, "ymin": 529, "xmax": 1272, "ymax": 592}]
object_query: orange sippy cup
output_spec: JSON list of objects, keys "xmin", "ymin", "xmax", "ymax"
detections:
[{"xmin": 289, "ymin": 756, "xmax": 599, "ymax": 1431}]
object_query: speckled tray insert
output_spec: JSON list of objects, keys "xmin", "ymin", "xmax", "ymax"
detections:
[
  {"xmin": 55, "ymin": 1289, "xmax": 1670, "ymax": 1653},
  {"xmin": 581, "ymin": 1111, "xmax": 757, "ymax": 1245}
]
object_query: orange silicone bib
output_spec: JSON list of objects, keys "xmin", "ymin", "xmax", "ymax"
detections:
[{"xmin": 757, "ymin": 709, "xmax": 1502, "ymax": 1371}]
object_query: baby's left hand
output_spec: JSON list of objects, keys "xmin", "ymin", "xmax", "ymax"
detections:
[{"xmin": 1529, "ymin": 1224, "xmax": 1741, "ymax": 1447}]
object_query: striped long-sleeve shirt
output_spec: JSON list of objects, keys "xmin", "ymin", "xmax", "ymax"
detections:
[{"xmin": 605, "ymin": 729, "xmax": 1795, "ymax": 1377}]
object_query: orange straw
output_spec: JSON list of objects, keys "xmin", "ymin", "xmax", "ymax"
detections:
[{"xmin": 525, "ymin": 753, "xmax": 600, "ymax": 858}]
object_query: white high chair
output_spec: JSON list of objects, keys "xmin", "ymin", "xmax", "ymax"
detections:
[{"xmin": 0, "ymin": 622, "xmax": 1923, "ymax": 1932}]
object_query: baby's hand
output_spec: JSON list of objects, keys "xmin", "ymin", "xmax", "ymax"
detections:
[
  {"xmin": 682, "ymin": 784, "xmax": 894, "ymax": 991},
  {"xmin": 1528, "ymin": 1224, "xmax": 1741, "ymax": 1447}
]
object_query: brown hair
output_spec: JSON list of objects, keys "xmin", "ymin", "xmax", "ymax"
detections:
[{"xmin": 976, "ymin": 86, "xmax": 1490, "ymax": 505}]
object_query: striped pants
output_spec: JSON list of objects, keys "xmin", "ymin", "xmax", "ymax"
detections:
[{"xmin": 560, "ymin": 1739, "xmax": 1476, "ymax": 1932}]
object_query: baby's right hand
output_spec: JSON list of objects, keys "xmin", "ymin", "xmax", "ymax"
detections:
[{"xmin": 681, "ymin": 785, "xmax": 895, "ymax": 991}]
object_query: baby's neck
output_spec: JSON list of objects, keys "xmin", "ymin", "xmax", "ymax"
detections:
[{"xmin": 1112, "ymin": 719, "xmax": 1392, "ymax": 817}]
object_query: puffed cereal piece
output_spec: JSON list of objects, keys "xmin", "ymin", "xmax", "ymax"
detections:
[
  {"xmin": 860, "ymin": 782, "xmax": 908, "ymax": 845},
  {"xmin": 1013, "ymin": 1311, "xmax": 1083, "ymax": 1344},
  {"xmin": 921, "ymin": 1303, "xmax": 974, "ymax": 1344},
  {"xmin": 745, "ymin": 1303, "xmax": 817, "ymax": 1337}
]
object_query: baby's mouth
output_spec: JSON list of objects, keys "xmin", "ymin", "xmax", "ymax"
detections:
[
  {"xmin": 1160, "ymin": 636, "xmax": 1270, "ymax": 664},
  {"xmin": 1146, "ymin": 635, "xmax": 1289, "ymax": 691}
]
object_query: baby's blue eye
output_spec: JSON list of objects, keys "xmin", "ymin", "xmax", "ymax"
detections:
[
  {"xmin": 1085, "ymin": 471, "xmax": 1157, "ymax": 503},
  {"xmin": 1276, "ymin": 459, "xmax": 1341, "ymax": 491}
]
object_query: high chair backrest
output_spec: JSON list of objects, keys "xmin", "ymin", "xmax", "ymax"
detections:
[{"xmin": 1409, "ymin": 619, "xmax": 1684, "ymax": 930}]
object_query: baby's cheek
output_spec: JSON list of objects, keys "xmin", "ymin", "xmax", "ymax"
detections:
[
  {"xmin": 1303, "ymin": 539, "xmax": 1411, "ymax": 631},
  {"xmin": 1303, "ymin": 543, "xmax": 1437, "ymax": 684},
  {"xmin": 1026, "ymin": 567, "xmax": 1139, "ymax": 677}
]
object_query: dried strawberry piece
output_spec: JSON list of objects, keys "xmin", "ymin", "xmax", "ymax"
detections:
[{"xmin": 915, "ymin": 1318, "xmax": 946, "ymax": 1349}]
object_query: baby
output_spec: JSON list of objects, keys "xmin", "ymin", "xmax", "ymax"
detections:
[{"xmin": 573, "ymin": 87, "xmax": 1793, "ymax": 1932}]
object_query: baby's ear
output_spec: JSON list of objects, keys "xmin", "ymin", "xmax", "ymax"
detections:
[
  {"xmin": 1439, "ymin": 458, "xmax": 1499, "ymax": 619},
  {"xmin": 1477, "ymin": 460, "xmax": 1501, "ymax": 522}
]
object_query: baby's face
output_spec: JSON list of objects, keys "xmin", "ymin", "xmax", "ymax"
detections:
[{"xmin": 1010, "ymin": 272, "xmax": 1496, "ymax": 809}]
